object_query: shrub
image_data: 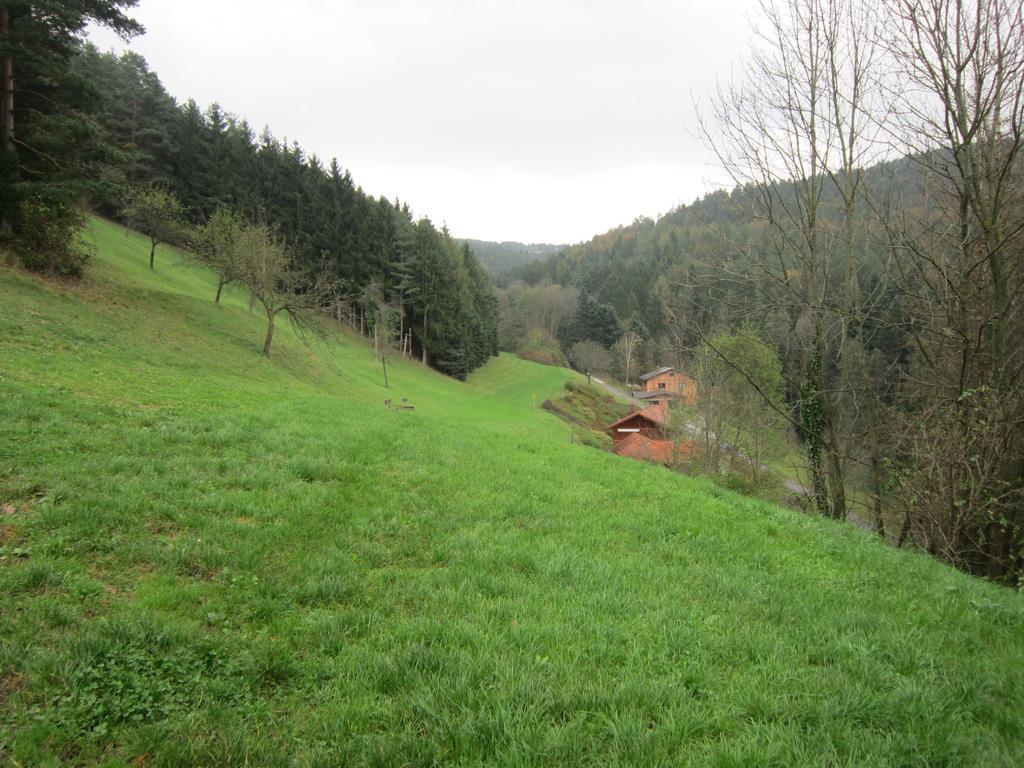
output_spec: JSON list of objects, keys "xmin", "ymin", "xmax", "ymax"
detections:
[
  {"xmin": 11, "ymin": 193, "xmax": 90, "ymax": 277},
  {"xmin": 0, "ymin": 150, "xmax": 17, "ymax": 229},
  {"xmin": 574, "ymin": 429, "xmax": 612, "ymax": 451}
]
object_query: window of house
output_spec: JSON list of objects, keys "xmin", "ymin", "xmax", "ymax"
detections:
[{"xmin": 658, "ymin": 382, "xmax": 666, "ymax": 389}]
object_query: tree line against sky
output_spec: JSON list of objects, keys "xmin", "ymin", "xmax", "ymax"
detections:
[{"xmin": 0, "ymin": 1, "xmax": 498, "ymax": 378}]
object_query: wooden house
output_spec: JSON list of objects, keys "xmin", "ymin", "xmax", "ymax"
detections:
[
  {"xmin": 606, "ymin": 402, "xmax": 692, "ymax": 465},
  {"xmin": 635, "ymin": 366, "xmax": 697, "ymax": 406},
  {"xmin": 607, "ymin": 403, "xmax": 668, "ymax": 445}
]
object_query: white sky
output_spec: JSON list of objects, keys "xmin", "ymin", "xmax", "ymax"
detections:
[{"xmin": 88, "ymin": 0, "xmax": 756, "ymax": 244}]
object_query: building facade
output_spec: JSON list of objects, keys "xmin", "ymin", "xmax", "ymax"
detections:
[{"xmin": 635, "ymin": 367, "xmax": 697, "ymax": 406}]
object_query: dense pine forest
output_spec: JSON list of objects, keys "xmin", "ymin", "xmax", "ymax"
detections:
[
  {"xmin": 0, "ymin": 2, "xmax": 498, "ymax": 378},
  {"xmin": 458, "ymin": 238, "xmax": 564, "ymax": 275}
]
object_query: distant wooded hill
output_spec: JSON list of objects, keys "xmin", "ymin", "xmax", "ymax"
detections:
[
  {"xmin": 458, "ymin": 239, "xmax": 565, "ymax": 274},
  {"xmin": 506, "ymin": 158, "xmax": 921, "ymax": 344},
  {"xmin": 498, "ymin": 141, "xmax": 1023, "ymax": 585}
]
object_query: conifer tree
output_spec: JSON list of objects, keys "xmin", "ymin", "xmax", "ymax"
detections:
[{"xmin": 0, "ymin": 0, "xmax": 141, "ymax": 253}]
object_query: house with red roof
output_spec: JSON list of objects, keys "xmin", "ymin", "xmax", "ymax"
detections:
[{"xmin": 606, "ymin": 401, "xmax": 693, "ymax": 465}]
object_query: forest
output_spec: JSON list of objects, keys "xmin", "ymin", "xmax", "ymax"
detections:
[
  {"xmin": 459, "ymin": 238, "xmax": 564, "ymax": 275},
  {"xmin": 0, "ymin": 1, "xmax": 498, "ymax": 379},
  {"xmin": 499, "ymin": 0, "xmax": 1024, "ymax": 584}
]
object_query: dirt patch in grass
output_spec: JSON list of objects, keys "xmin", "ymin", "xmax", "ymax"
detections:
[
  {"xmin": 147, "ymin": 519, "xmax": 181, "ymax": 540},
  {"xmin": 0, "ymin": 523, "xmax": 17, "ymax": 546},
  {"xmin": 0, "ymin": 672, "xmax": 25, "ymax": 703}
]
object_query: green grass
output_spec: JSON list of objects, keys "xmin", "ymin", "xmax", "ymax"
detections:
[
  {"xmin": 541, "ymin": 380, "xmax": 632, "ymax": 450},
  {"xmin": 1, "ymin": 217, "xmax": 1023, "ymax": 766}
]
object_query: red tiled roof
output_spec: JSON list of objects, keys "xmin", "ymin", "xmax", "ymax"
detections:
[
  {"xmin": 606, "ymin": 403, "xmax": 667, "ymax": 432},
  {"xmin": 613, "ymin": 433, "xmax": 674, "ymax": 463}
]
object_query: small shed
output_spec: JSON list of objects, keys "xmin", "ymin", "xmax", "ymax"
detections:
[
  {"xmin": 605, "ymin": 400, "xmax": 695, "ymax": 466},
  {"xmin": 606, "ymin": 404, "xmax": 668, "ymax": 446}
]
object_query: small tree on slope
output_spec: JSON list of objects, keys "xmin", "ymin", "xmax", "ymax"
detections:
[
  {"xmin": 191, "ymin": 206, "xmax": 245, "ymax": 303},
  {"xmin": 236, "ymin": 222, "xmax": 327, "ymax": 356},
  {"xmin": 121, "ymin": 185, "xmax": 184, "ymax": 270},
  {"xmin": 569, "ymin": 340, "xmax": 612, "ymax": 384}
]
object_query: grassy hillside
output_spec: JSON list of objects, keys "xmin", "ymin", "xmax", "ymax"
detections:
[
  {"xmin": 541, "ymin": 380, "xmax": 632, "ymax": 450},
  {"xmin": 1, "ymin": 219, "xmax": 1023, "ymax": 766}
]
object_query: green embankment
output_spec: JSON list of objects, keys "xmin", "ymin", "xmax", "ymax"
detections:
[{"xmin": 1, "ymin": 218, "xmax": 1022, "ymax": 766}]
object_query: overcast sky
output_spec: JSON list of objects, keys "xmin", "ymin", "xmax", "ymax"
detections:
[{"xmin": 88, "ymin": 0, "xmax": 757, "ymax": 244}]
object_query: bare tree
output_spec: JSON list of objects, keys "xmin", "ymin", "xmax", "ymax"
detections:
[
  {"xmin": 615, "ymin": 327, "xmax": 643, "ymax": 387},
  {"xmin": 684, "ymin": 0, "xmax": 1022, "ymax": 578},
  {"xmin": 687, "ymin": 328, "xmax": 789, "ymax": 485},
  {"xmin": 568, "ymin": 341, "xmax": 612, "ymax": 384},
  {"xmin": 236, "ymin": 222, "xmax": 327, "ymax": 357},
  {"xmin": 697, "ymin": 0, "xmax": 885, "ymax": 518},
  {"xmin": 691, "ymin": 343, "xmax": 728, "ymax": 474},
  {"xmin": 362, "ymin": 281, "xmax": 401, "ymax": 387},
  {"xmin": 880, "ymin": 0, "xmax": 1024, "ymax": 579},
  {"xmin": 190, "ymin": 206, "xmax": 246, "ymax": 303}
]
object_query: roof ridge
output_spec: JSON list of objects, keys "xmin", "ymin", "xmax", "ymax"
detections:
[{"xmin": 639, "ymin": 365, "xmax": 674, "ymax": 381}]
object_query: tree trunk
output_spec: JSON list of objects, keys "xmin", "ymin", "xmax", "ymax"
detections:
[
  {"xmin": 803, "ymin": 338, "xmax": 831, "ymax": 517},
  {"xmin": 263, "ymin": 311, "xmax": 275, "ymax": 356},
  {"xmin": 1, "ymin": 8, "xmax": 12, "ymax": 154},
  {"xmin": 896, "ymin": 510, "xmax": 911, "ymax": 549},
  {"xmin": 826, "ymin": 438, "xmax": 847, "ymax": 520},
  {"xmin": 868, "ymin": 394, "xmax": 886, "ymax": 537},
  {"xmin": 421, "ymin": 307, "xmax": 428, "ymax": 365},
  {"xmin": 1, "ymin": 7, "xmax": 15, "ymax": 234},
  {"xmin": 381, "ymin": 356, "xmax": 389, "ymax": 388},
  {"xmin": 149, "ymin": 239, "xmax": 157, "ymax": 270},
  {"xmin": 215, "ymin": 279, "xmax": 225, "ymax": 304}
]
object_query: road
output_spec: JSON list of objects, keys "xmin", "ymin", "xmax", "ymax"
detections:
[
  {"xmin": 781, "ymin": 477, "xmax": 875, "ymax": 532},
  {"xmin": 591, "ymin": 377, "xmax": 636, "ymax": 403}
]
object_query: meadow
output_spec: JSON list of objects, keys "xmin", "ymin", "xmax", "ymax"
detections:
[{"xmin": 1, "ymin": 219, "xmax": 1023, "ymax": 766}]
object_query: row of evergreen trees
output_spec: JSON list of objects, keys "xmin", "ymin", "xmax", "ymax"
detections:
[
  {"xmin": 79, "ymin": 45, "xmax": 499, "ymax": 378},
  {"xmin": 1, "ymin": 2, "xmax": 497, "ymax": 378}
]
